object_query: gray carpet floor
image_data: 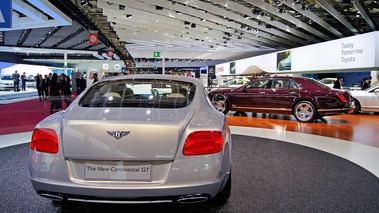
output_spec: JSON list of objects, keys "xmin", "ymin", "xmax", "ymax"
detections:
[{"xmin": 1, "ymin": 135, "xmax": 378, "ymax": 213}]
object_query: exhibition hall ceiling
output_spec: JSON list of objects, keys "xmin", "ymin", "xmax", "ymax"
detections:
[{"xmin": 0, "ymin": 0, "xmax": 378, "ymax": 67}]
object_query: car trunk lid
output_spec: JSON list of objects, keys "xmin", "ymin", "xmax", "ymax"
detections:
[{"xmin": 61, "ymin": 107, "xmax": 193, "ymax": 160}]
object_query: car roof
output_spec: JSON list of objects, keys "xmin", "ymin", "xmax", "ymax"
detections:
[{"xmin": 100, "ymin": 74, "xmax": 202, "ymax": 85}]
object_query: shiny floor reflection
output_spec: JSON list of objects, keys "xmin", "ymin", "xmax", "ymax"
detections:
[{"xmin": 226, "ymin": 112, "xmax": 379, "ymax": 148}]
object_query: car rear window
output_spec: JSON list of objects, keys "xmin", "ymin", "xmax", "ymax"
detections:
[{"xmin": 79, "ymin": 79, "xmax": 195, "ymax": 108}]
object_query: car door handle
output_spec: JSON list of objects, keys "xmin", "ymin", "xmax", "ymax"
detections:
[
  {"xmin": 289, "ymin": 92, "xmax": 297, "ymax": 95},
  {"xmin": 259, "ymin": 92, "xmax": 265, "ymax": 94}
]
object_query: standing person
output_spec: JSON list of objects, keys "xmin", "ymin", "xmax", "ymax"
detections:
[
  {"xmin": 75, "ymin": 75, "xmax": 81, "ymax": 95},
  {"xmin": 361, "ymin": 78, "xmax": 369, "ymax": 90},
  {"xmin": 250, "ymin": 72, "xmax": 257, "ymax": 82},
  {"xmin": 63, "ymin": 75, "xmax": 72, "ymax": 108},
  {"xmin": 333, "ymin": 76, "xmax": 343, "ymax": 89},
  {"xmin": 36, "ymin": 74, "xmax": 45, "ymax": 102},
  {"xmin": 371, "ymin": 75, "xmax": 379, "ymax": 86},
  {"xmin": 49, "ymin": 73, "xmax": 62, "ymax": 114},
  {"xmin": 12, "ymin": 70, "xmax": 20, "ymax": 92},
  {"xmin": 21, "ymin": 72, "xmax": 27, "ymax": 91},
  {"xmin": 46, "ymin": 73, "xmax": 52, "ymax": 100},
  {"xmin": 92, "ymin": 73, "xmax": 98, "ymax": 84},
  {"xmin": 80, "ymin": 75, "xmax": 87, "ymax": 92},
  {"xmin": 43, "ymin": 74, "xmax": 49, "ymax": 100}
]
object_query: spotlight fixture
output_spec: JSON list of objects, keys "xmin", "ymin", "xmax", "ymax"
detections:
[
  {"xmin": 252, "ymin": 9, "xmax": 261, "ymax": 15},
  {"xmin": 176, "ymin": 11, "xmax": 182, "ymax": 14},
  {"xmin": 279, "ymin": 9, "xmax": 285, "ymax": 13},
  {"xmin": 156, "ymin": 6, "xmax": 163, "ymax": 10},
  {"xmin": 119, "ymin": 5, "xmax": 125, "ymax": 10},
  {"xmin": 295, "ymin": 12, "xmax": 302, "ymax": 18},
  {"xmin": 238, "ymin": 36, "xmax": 242, "ymax": 39},
  {"xmin": 126, "ymin": 14, "xmax": 132, "ymax": 18},
  {"xmin": 81, "ymin": 0, "xmax": 92, "ymax": 9},
  {"xmin": 270, "ymin": 17, "xmax": 276, "ymax": 21},
  {"xmin": 191, "ymin": 23, "xmax": 196, "ymax": 28},
  {"xmin": 184, "ymin": 21, "xmax": 190, "ymax": 25},
  {"xmin": 308, "ymin": 20, "xmax": 312, "ymax": 24},
  {"xmin": 243, "ymin": 14, "xmax": 249, "ymax": 19}
]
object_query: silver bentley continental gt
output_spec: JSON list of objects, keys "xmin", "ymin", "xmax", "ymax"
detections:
[{"xmin": 29, "ymin": 74, "xmax": 232, "ymax": 206}]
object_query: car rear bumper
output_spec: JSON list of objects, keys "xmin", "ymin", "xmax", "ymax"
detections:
[{"xmin": 30, "ymin": 175, "xmax": 229, "ymax": 204}]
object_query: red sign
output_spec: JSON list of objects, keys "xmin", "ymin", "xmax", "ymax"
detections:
[
  {"xmin": 107, "ymin": 50, "xmax": 114, "ymax": 58},
  {"xmin": 88, "ymin": 33, "xmax": 98, "ymax": 45},
  {"xmin": 125, "ymin": 60, "xmax": 130, "ymax": 66}
]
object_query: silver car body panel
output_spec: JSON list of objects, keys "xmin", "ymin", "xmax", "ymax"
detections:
[{"xmin": 29, "ymin": 75, "xmax": 231, "ymax": 203}]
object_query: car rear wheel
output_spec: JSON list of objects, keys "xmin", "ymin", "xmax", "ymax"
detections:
[
  {"xmin": 293, "ymin": 100, "xmax": 317, "ymax": 122},
  {"xmin": 211, "ymin": 94, "xmax": 229, "ymax": 114},
  {"xmin": 353, "ymin": 99, "xmax": 361, "ymax": 113}
]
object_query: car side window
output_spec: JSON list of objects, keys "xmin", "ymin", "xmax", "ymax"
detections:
[
  {"xmin": 272, "ymin": 79, "xmax": 284, "ymax": 89},
  {"xmin": 246, "ymin": 79, "xmax": 270, "ymax": 89},
  {"xmin": 288, "ymin": 80, "xmax": 299, "ymax": 89}
]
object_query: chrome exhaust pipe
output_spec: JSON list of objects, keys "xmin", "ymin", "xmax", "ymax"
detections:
[
  {"xmin": 38, "ymin": 192, "xmax": 64, "ymax": 201},
  {"xmin": 177, "ymin": 194, "xmax": 209, "ymax": 204}
]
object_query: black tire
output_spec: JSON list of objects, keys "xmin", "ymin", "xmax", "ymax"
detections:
[
  {"xmin": 211, "ymin": 94, "xmax": 229, "ymax": 114},
  {"xmin": 210, "ymin": 173, "xmax": 231, "ymax": 206},
  {"xmin": 353, "ymin": 99, "xmax": 361, "ymax": 114},
  {"xmin": 293, "ymin": 100, "xmax": 317, "ymax": 122}
]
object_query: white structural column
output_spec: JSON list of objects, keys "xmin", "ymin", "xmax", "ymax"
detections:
[
  {"xmin": 162, "ymin": 57, "xmax": 165, "ymax": 75},
  {"xmin": 64, "ymin": 53, "xmax": 67, "ymax": 75}
]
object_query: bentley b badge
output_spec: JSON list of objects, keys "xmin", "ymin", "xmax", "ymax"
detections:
[{"xmin": 107, "ymin": 131, "xmax": 130, "ymax": 139}]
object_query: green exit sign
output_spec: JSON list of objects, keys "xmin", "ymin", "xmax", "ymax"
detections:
[{"xmin": 153, "ymin": 52, "xmax": 161, "ymax": 58}]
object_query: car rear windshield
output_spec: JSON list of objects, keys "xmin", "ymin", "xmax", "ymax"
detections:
[{"xmin": 79, "ymin": 79, "xmax": 195, "ymax": 108}]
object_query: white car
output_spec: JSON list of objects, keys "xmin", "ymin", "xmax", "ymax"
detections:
[
  {"xmin": 350, "ymin": 84, "xmax": 379, "ymax": 113},
  {"xmin": 29, "ymin": 74, "xmax": 232, "ymax": 207},
  {"xmin": 319, "ymin": 78, "xmax": 337, "ymax": 88}
]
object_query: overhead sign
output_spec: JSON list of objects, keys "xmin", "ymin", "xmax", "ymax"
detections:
[
  {"xmin": 0, "ymin": 0, "xmax": 12, "ymax": 28},
  {"xmin": 88, "ymin": 32, "xmax": 98, "ymax": 45},
  {"xmin": 153, "ymin": 52, "xmax": 161, "ymax": 58}
]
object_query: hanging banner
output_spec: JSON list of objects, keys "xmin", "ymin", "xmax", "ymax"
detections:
[
  {"xmin": 88, "ymin": 31, "xmax": 98, "ymax": 45},
  {"xmin": 0, "ymin": 0, "xmax": 12, "ymax": 28}
]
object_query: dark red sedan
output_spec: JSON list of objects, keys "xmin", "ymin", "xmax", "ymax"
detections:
[{"xmin": 208, "ymin": 76, "xmax": 355, "ymax": 122}]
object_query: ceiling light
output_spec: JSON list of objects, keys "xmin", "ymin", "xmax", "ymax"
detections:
[
  {"xmin": 201, "ymin": 18, "xmax": 206, "ymax": 22},
  {"xmin": 238, "ymin": 36, "xmax": 242, "ymax": 39},
  {"xmin": 119, "ymin": 5, "xmax": 125, "ymax": 10},
  {"xmin": 243, "ymin": 14, "xmax": 249, "ymax": 19},
  {"xmin": 176, "ymin": 11, "xmax": 182, "ymax": 14},
  {"xmin": 191, "ymin": 23, "xmax": 196, "ymax": 28},
  {"xmin": 156, "ymin": 6, "xmax": 163, "ymax": 10},
  {"xmin": 126, "ymin": 14, "xmax": 132, "ymax": 18}
]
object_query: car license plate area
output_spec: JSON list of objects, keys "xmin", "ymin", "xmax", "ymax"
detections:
[{"xmin": 84, "ymin": 161, "xmax": 151, "ymax": 181}]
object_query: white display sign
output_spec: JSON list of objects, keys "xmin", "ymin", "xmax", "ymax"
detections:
[
  {"xmin": 85, "ymin": 161, "xmax": 151, "ymax": 181},
  {"xmin": 215, "ymin": 31, "xmax": 378, "ymax": 76}
]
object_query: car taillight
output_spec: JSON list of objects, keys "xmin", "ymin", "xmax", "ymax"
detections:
[
  {"xmin": 338, "ymin": 94, "xmax": 347, "ymax": 103},
  {"xmin": 30, "ymin": 128, "xmax": 59, "ymax": 154},
  {"xmin": 183, "ymin": 131, "xmax": 223, "ymax": 156}
]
